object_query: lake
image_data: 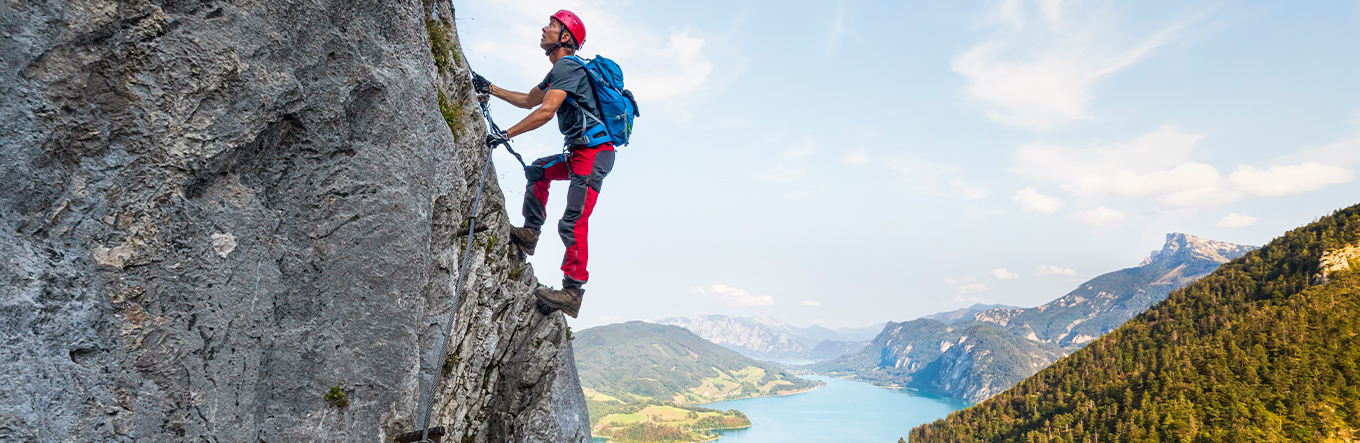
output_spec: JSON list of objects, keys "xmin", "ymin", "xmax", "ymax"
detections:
[{"xmin": 700, "ymin": 376, "xmax": 970, "ymax": 443}]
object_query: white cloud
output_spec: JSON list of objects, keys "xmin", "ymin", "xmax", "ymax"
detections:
[
  {"xmin": 957, "ymin": 284, "xmax": 989, "ymax": 294},
  {"xmin": 943, "ymin": 278, "xmax": 959, "ymax": 284},
  {"xmin": 1215, "ymin": 213, "xmax": 1257, "ymax": 228},
  {"xmin": 953, "ymin": 1, "xmax": 1198, "ymax": 129},
  {"xmin": 988, "ymin": 268, "xmax": 1020, "ymax": 280},
  {"xmin": 1012, "ymin": 127, "xmax": 1204, "ymax": 184},
  {"xmin": 1013, "ymin": 188, "xmax": 1062, "ymax": 213},
  {"xmin": 952, "ymin": 178, "xmax": 987, "ymax": 199},
  {"xmin": 626, "ymin": 31, "xmax": 714, "ymax": 101},
  {"xmin": 1292, "ymin": 135, "xmax": 1360, "ymax": 166},
  {"xmin": 1012, "ymin": 127, "xmax": 1355, "ymax": 207},
  {"xmin": 801, "ymin": 300, "xmax": 822, "ymax": 307},
  {"xmin": 1070, "ymin": 206, "xmax": 1126, "ymax": 226},
  {"xmin": 844, "ymin": 148, "xmax": 869, "ymax": 165},
  {"xmin": 1037, "ymin": 265, "xmax": 1077, "ymax": 276},
  {"xmin": 690, "ymin": 284, "xmax": 773, "ymax": 307},
  {"xmin": 1064, "ymin": 162, "xmax": 1222, "ymax": 199},
  {"xmin": 1229, "ymin": 163, "xmax": 1355, "ymax": 197}
]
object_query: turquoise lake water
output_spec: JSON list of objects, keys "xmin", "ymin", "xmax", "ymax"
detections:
[{"xmin": 592, "ymin": 375, "xmax": 971, "ymax": 443}]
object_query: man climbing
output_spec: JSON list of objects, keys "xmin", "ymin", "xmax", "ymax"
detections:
[{"xmin": 472, "ymin": 10, "xmax": 612, "ymax": 319}]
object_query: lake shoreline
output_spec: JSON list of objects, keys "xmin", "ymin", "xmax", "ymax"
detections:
[{"xmin": 699, "ymin": 375, "xmax": 970, "ymax": 443}]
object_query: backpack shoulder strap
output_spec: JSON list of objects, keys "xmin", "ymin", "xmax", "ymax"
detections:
[
  {"xmin": 558, "ymin": 55, "xmax": 603, "ymax": 123},
  {"xmin": 561, "ymin": 55, "xmax": 587, "ymax": 67}
]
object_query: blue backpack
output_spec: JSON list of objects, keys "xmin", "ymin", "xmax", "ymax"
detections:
[{"xmin": 564, "ymin": 55, "xmax": 640, "ymax": 147}]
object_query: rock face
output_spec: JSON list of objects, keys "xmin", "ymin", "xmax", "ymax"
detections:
[
  {"xmin": 0, "ymin": 1, "xmax": 588, "ymax": 442},
  {"xmin": 909, "ymin": 324, "xmax": 1064, "ymax": 403},
  {"xmin": 1314, "ymin": 244, "xmax": 1360, "ymax": 285}
]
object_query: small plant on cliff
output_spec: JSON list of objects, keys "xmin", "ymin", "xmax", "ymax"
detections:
[
  {"xmin": 425, "ymin": 19, "xmax": 460, "ymax": 73},
  {"xmin": 324, "ymin": 386, "xmax": 350, "ymax": 408},
  {"xmin": 483, "ymin": 234, "xmax": 498, "ymax": 254},
  {"xmin": 436, "ymin": 89, "xmax": 463, "ymax": 141},
  {"xmin": 442, "ymin": 355, "xmax": 461, "ymax": 376},
  {"xmin": 566, "ymin": 326, "xmax": 575, "ymax": 341}
]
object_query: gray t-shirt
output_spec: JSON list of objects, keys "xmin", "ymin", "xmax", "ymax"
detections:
[{"xmin": 536, "ymin": 57, "xmax": 600, "ymax": 145}]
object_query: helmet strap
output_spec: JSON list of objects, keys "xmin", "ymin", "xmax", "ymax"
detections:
[{"xmin": 544, "ymin": 22, "xmax": 576, "ymax": 56}]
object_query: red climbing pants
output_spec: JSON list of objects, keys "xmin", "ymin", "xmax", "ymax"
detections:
[{"xmin": 522, "ymin": 143, "xmax": 615, "ymax": 286}]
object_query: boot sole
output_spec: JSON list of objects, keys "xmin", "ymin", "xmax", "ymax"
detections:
[{"xmin": 534, "ymin": 291, "xmax": 579, "ymax": 318}]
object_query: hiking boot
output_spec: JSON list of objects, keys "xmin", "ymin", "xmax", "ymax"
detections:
[
  {"xmin": 534, "ymin": 286, "xmax": 584, "ymax": 318},
  {"xmin": 509, "ymin": 226, "xmax": 540, "ymax": 255}
]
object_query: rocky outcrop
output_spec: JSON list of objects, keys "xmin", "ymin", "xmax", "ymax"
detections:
[
  {"xmin": 0, "ymin": 1, "xmax": 588, "ymax": 442},
  {"xmin": 1138, "ymin": 232, "xmax": 1254, "ymax": 266},
  {"xmin": 1313, "ymin": 244, "xmax": 1360, "ymax": 285},
  {"xmin": 908, "ymin": 324, "xmax": 1064, "ymax": 403}
]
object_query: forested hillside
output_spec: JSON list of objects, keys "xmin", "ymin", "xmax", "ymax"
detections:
[
  {"xmin": 910, "ymin": 204, "xmax": 1360, "ymax": 443},
  {"xmin": 575, "ymin": 322, "xmax": 820, "ymax": 404}
]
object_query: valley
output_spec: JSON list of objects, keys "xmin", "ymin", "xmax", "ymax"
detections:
[{"xmin": 576, "ymin": 215, "xmax": 1360, "ymax": 442}]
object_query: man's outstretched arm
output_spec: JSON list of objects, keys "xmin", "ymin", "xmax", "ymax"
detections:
[
  {"xmin": 490, "ymin": 84, "xmax": 546, "ymax": 110},
  {"xmin": 504, "ymin": 89, "xmax": 566, "ymax": 138}
]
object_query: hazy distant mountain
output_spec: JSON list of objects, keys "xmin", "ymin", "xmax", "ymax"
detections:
[
  {"xmin": 806, "ymin": 339, "xmax": 869, "ymax": 361},
  {"xmin": 574, "ymin": 322, "xmax": 820, "ymax": 404},
  {"xmin": 832, "ymin": 322, "xmax": 889, "ymax": 342},
  {"xmin": 920, "ymin": 303, "xmax": 1022, "ymax": 324},
  {"xmin": 976, "ymin": 233, "xmax": 1255, "ymax": 348},
  {"xmin": 658, "ymin": 315, "xmax": 877, "ymax": 361},
  {"xmin": 812, "ymin": 233, "xmax": 1254, "ymax": 403}
]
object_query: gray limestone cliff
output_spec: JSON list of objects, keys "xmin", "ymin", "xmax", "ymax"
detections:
[{"xmin": 0, "ymin": 1, "xmax": 589, "ymax": 442}]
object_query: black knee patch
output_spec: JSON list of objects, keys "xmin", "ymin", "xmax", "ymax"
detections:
[
  {"xmin": 587, "ymin": 150, "xmax": 615, "ymax": 191},
  {"xmin": 524, "ymin": 165, "xmax": 545, "ymax": 182}
]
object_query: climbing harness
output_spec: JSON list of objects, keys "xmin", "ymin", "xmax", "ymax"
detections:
[{"xmin": 409, "ymin": 80, "xmax": 518, "ymax": 443}]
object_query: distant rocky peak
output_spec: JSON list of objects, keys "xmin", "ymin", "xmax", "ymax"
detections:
[
  {"xmin": 1140, "ymin": 233, "xmax": 1255, "ymax": 266},
  {"xmin": 751, "ymin": 316, "xmax": 783, "ymax": 326}
]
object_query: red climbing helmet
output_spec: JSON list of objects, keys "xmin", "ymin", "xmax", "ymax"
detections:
[{"xmin": 552, "ymin": 9, "xmax": 586, "ymax": 48}]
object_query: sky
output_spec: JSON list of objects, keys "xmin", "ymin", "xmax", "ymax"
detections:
[{"xmin": 454, "ymin": 0, "xmax": 1360, "ymax": 330}]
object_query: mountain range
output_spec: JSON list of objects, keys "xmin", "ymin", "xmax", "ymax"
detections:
[
  {"xmin": 658, "ymin": 315, "xmax": 883, "ymax": 361},
  {"xmin": 912, "ymin": 204, "xmax": 1360, "ymax": 442},
  {"xmin": 812, "ymin": 233, "xmax": 1254, "ymax": 403},
  {"xmin": 976, "ymin": 233, "xmax": 1256, "ymax": 348},
  {"xmin": 920, "ymin": 304, "xmax": 1021, "ymax": 324}
]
